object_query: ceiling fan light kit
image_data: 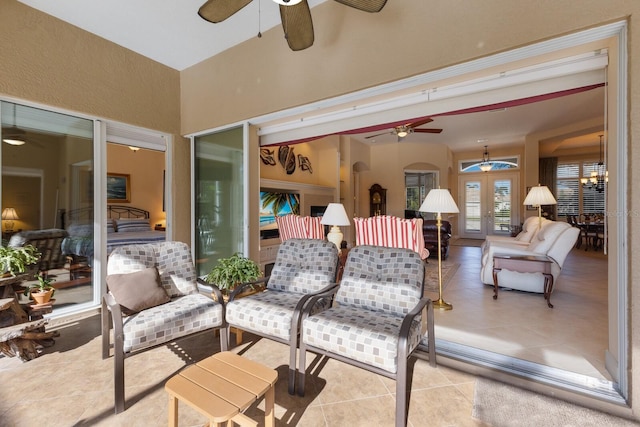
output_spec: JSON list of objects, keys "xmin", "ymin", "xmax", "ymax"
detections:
[
  {"xmin": 365, "ymin": 116, "xmax": 443, "ymax": 142},
  {"xmin": 198, "ymin": 0, "xmax": 388, "ymax": 51},
  {"xmin": 272, "ymin": 0, "xmax": 302, "ymax": 5}
]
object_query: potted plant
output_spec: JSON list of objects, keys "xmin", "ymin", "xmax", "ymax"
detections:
[
  {"xmin": 0, "ymin": 244, "xmax": 40, "ymax": 277},
  {"xmin": 204, "ymin": 253, "xmax": 262, "ymax": 300},
  {"xmin": 22, "ymin": 271, "xmax": 56, "ymax": 305}
]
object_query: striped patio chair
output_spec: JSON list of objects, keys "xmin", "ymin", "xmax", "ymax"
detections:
[
  {"xmin": 275, "ymin": 214, "xmax": 325, "ymax": 242},
  {"xmin": 353, "ymin": 215, "xmax": 429, "ymax": 260}
]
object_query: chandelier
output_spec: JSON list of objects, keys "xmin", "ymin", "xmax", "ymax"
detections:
[
  {"xmin": 581, "ymin": 135, "xmax": 608, "ymax": 193},
  {"xmin": 479, "ymin": 145, "xmax": 492, "ymax": 172}
]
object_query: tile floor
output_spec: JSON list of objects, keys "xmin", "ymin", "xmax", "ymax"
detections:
[
  {"xmin": 428, "ymin": 243, "xmax": 610, "ymax": 381},
  {"xmin": 0, "ymin": 241, "xmax": 611, "ymax": 426}
]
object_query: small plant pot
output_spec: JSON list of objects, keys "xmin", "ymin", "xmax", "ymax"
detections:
[{"xmin": 31, "ymin": 288, "xmax": 54, "ymax": 305}]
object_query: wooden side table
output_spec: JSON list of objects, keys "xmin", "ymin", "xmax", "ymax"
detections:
[
  {"xmin": 165, "ymin": 351, "xmax": 278, "ymax": 427},
  {"xmin": 492, "ymin": 253, "xmax": 555, "ymax": 308}
]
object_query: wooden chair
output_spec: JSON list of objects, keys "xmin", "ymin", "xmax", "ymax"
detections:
[
  {"xmin": 297, "ymin": 245, "xmax": 435, "ymax": 427},
  {"xmin": 102, "ymin": 241, "xmax": 227, "ymax": 413}
]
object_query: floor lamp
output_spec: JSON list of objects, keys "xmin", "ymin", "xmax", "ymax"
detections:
[
  {"xmin": 523, "ymin": 184, "xmax": 557, "ymax": 230},
  {"xmin": 420, "ymin": 189, "xmax": 459, "ymax": 310}
]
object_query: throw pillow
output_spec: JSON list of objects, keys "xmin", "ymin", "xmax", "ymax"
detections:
[
  {"xmin": 106, "ymin": 267, "xmax": 170, "ymax": 315},
  {"xmin": 115, "ymin": 218, "xmax": 151, "ymax": 233}
]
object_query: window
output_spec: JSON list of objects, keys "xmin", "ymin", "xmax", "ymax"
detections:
[
  {"xmin": 556, "ymin": 160, "xmax": 605, "ymax": 217},
  {"xmin": 460, "ymin": 156, "xmax": 519, "ymax": 172},
  {"xmin": 405, "ymin": 171, "xmax": 437, "ymax": 213}
]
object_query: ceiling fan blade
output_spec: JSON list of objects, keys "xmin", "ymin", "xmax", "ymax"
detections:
[
  {"xmin": 333, "ymin": 0, "xmax": 388, "ymax": 13},
  {"xmin": 406, "ymin": 117, "xmax": 434, "ymax": 129},
  {"xmin": 365, "ymin": 131, "xmax": 393, "ymax": 139},
  {"xmin": 280, "ymin": 0, "xmax": 314, "ymax": 51},
  {"xmin": 413, "ymin": 128, "xmax": 443, "ymax": 134},
  {"xmin": 198, "ymin": 0, "xmax": 253, "ymax": 23}
]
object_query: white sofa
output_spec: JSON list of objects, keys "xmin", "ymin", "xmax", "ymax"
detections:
[
  {"xmin": 480, "ymin": 216, "xmax": 552, "ymax": 252},
  {"xmin": 480, "ymin": 221, "xmax": 580, "ymax": 293}
]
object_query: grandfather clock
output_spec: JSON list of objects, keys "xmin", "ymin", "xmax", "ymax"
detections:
[{"xmin": 369, "ymin": 184, "xmax": 386, "ymax": 216}]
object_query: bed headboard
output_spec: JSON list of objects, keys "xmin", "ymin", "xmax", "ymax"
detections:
[{"xmin": 63, "ymin": 205, "xmax": 150, "ymax": 228}]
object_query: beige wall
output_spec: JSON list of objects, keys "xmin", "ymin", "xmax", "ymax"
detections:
[{"xmin": 0, "ymin": 0, "xmax": 189, "ymax": 241}]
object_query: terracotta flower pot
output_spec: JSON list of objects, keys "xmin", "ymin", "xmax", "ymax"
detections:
[{"xmin": 31, "ymin": 288, "xmax": 54, "ymax": 305}]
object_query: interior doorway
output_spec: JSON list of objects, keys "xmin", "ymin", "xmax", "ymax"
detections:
[{"xmin": 459, "ymin": 172, "xmax": 519, "ymax": 239}]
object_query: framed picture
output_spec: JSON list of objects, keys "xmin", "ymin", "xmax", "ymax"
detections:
[
  {"xmin": 525, "ymin": 187, "xmax": 537, "ymax": 210},
  {"xmin": 107, "ymin": 173, "xmax": 130, "ymax": 203}
]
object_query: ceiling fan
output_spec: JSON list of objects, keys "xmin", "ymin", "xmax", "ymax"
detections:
[
  {"xmin": 365, "ymin": 117, "xmax": 443, "ymax": 142},
  {"xmin": 198, "ymin": 0, "xmax": 388, "ymax": 51}
]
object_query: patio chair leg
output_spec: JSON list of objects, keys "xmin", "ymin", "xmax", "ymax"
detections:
[
  {"xmin": 114, "ymin": 350, "xmax": 125, "ymax": 414},
  {"xmin": 219, "ymin": 327, "xmax": 228, "ymax": 351},
  {"xmin": 297, "ymin": 344, "xmax": 307, "ymax": 397}
]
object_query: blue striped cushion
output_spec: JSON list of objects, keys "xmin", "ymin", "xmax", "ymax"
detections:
[{"xmin": 115, "ymin": 218, "xmax": 151, "ymax": 233}]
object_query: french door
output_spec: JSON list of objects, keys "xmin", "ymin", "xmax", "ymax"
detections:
[{"xmin": 459, "ymin": 172, "xmax": 519, "ymax": 239}]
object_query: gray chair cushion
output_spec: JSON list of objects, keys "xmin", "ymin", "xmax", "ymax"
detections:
[
  {"xmin": 302, "ymin": 306, "xmax": 422, "ymax": 373},
  {"xmin": 226, "ymin": 289, "xmax": 332, "ymax": 340},
  {"xmin": 337, "ymin": 245, "xmax": 424, "ymax": 317},
  {"xmin": 268, "ymin": 239, "xmax": 339, "ymax": 294},
  {"xmin": 121, "ymin": 292, "xmax": 223, "ymax": 353}
]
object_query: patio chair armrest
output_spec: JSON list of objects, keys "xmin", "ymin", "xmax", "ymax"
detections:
[
  {"xmin": 103, "ymin": 292, "xmax": 125, "ymax": 357},
  {"xmin": 398, "ymin": 297, "xmax": 432, "ymax": 359},
  {"xmin": 228, "ymin": 276, "xmax": 270, "ymax": 301},
  {"xmin": 299, "ymin": 283, "xmax": 340, "ymax": 318},
  {"xmin": 196, "ymin": 278, "xmax": 225, "ymax": 305}
]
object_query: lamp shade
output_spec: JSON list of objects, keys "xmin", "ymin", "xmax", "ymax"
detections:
[
  {"xmin": 419, "ymin": 189, "xmax": 460, "ymax": 214},
  {"xmin": 320, "ymin": 203, "xmax": 350, "ymax": 226},
  {"xmin": 1, "ymin": 207, "xmax": 19, "ymax": 220},
  {"xmin": 523, "ymin": 184, "xmax": 557, "ymax": 206}
]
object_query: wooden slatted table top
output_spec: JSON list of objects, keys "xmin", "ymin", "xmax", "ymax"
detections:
[{"xmin": 165, "ymin": 351, "xmax": 278, "ymax": 426}]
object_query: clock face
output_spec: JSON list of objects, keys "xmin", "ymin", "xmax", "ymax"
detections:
[{"xmin": 372, "ymin": 192, "xmax": 381, "ymax": 204}]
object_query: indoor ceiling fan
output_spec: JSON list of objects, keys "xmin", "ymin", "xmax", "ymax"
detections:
[
  {"xmin": 198, "ymin": 0, "xmax": 388, "ymax": 51},
  {"xmin": 365, "ymin": 117, "xmax": 443, "ymax": 142}
]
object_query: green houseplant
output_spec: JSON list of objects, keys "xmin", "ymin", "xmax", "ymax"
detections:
[
  {"xmin": 0, "ymin": 244, "xmax": 40, "ymax": 277},
  {"xmin": 204, "ymin": 253, "xmax": 262, "ymax": 295},
  {"xmin": 22, "ymin": 272, "xmax": 56, "ymax": 305}
]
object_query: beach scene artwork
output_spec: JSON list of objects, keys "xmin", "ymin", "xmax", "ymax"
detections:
[
  {"xmin": 107, "ymin": 173, "xmax": 130, "ymax": 202},
  {"xmin": 260, "ymin": 191, "xmax": 300, "ymax": 236}
]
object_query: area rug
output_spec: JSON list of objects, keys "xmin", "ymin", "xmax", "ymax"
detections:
[
  {"xmin": 424, "ymin": 262, "xmax": 459, "ymax": 292},
  {"xmin": 472, "ymin": 378, "xmax": 636, "ymax": 426},
  {"xmin": 450, "ymin": 238, "xmax": 484, "ymax": 247}
]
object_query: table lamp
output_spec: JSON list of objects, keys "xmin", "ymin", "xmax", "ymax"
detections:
[
  {"xmin": 320, "ymin": 203, "xmax": 350, "ymax": 251},
  {"xmin": 420, "ymin": 188, "xmax": 459, "ymax": 310},
  {"xmin": 523, "ymin": 184, "xmax": 557, "ymax": 230},
  {"xmin": 2, "ymin": 207, "xmax": 19, "ymax": 232}
]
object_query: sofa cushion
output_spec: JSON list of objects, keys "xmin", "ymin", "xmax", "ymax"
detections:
[
  {"xmin": 106, "ymin": 267, "xmax": 170, "ymax": 315},
  {"xmin": 527, "ymin": 221, "xmax": 570, "ymax": 254}
]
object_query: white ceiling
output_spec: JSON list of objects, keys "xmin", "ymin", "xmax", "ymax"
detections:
[
  {"xmin": 18, "ymin": 1, "xmax": 606, "ymax": 154},
  {"xmin": 18, "ymin": 0, "xmax": 329, "ymax": 71}
]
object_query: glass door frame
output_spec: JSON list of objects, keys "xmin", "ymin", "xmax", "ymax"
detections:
[
  {"xmin": 459, "ymin": 172, "xmax": 519, "ymax": 239},
  {"xmin": 190, "ymin": 122, "xmax": 250, "ymax": 274}
]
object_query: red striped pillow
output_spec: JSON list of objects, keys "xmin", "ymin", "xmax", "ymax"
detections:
[
  {"xmin": 276, "ymin": 215, "xmax": 325, "ymax": 242},
  {"xmin": 354, "ymin": 215, "xmax": 429, "ymax": 259}
]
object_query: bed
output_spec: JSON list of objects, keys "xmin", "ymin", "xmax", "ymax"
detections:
[{"xmin": 61, "ymin": 205, "xmax": 165, "ymax": 263}]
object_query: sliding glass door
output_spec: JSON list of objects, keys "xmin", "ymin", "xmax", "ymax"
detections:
[
  {"xmin": 193, "ymin": 126, "xmax": 245, "ymax": 277},
  {"xmin": 1, "ymin": 100, "xmax": 95, "ymax": 310}
]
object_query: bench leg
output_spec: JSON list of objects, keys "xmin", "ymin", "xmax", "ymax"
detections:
[
  {"xmin": 264, "ymin": 385, "xmax": 275, "ymax": 427},
  {"xmin": 168, "ymin": 395, "xmax": 178, "ymax": 427}
]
